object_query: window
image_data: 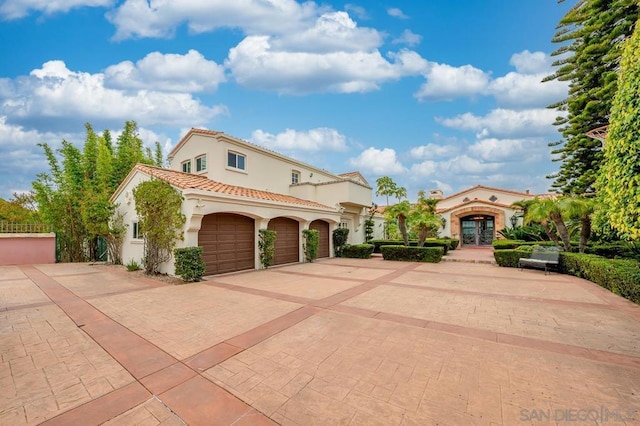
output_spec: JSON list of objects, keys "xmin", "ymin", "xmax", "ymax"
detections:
[
  {"xmin": 291, "ymin": 170, "xmax": 300, "ymax": 184},
  {"xmin": 196, "ymin": 155, "xmax": 207, "ymax": 172},
  {"xmin": 182, "ymin": 160, "xmax": 191, "ymax": 173},
  {"xmin": 227, "ymin": 151, "xmax": 246, "ymax": 170},
  {"xmin": 132, "ymin": 222, "xmax": 143, "ymax": 239}
]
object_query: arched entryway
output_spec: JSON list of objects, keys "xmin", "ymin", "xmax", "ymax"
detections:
[
  {"xmin": 268, "ymin": 217, "xmax": 300, "ymax": 265},
  {"xmin": 461, "ymin": 215, "xmax": 495, "ymax": 246},
  {"xmin": 198, "ymin": 213, "xmax": 255, "ymax": 275},
  {"xmin": 309, "ymin": 220, "xmax": 330, "ymax": 258}
]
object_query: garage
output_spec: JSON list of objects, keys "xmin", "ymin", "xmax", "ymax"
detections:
[
  {"xmin": 309, "ymin": 220, "xmax": 330, "ymax": 258},
  {"xmin": 267, "ymin": 217, "xmax": 300, "ymax": 265},
  {"xmin": 198, "ymin": 213, "xmax": 255, "ymax": 275}
]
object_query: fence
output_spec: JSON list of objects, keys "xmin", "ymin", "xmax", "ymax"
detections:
[{"xmin": 0, "ymin": 222, "xmax": 52, "ymax": 233}]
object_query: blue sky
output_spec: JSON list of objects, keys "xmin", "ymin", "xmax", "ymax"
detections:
[{"xmin": 0, "ymin": 0, "xmax": 573, "ymax": 202}]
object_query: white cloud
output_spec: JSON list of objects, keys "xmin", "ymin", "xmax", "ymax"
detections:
[
  {"xmin": 106, "ymin": 0, "xmax": 319, "ymax": 40},
  {"xmin": 510, "ymin": 50, "xmax": 552, "ymax": 74},
  {"xmin": 104, "ymin": 50, "xmax": 226, "ymax": 92},
  {"xmin": 0, "ymin": 0, "xmax": 112, "ymax": 20},
  {"xmin": 349, "ymin": 147, "xmax": 405, "ymax": 174},
  {"xmin": 272, "ymin": 11, "xmax": 382, "ymax": 53},
  {"xmin": 468, "ymin": 137, "xmax": 546, "ymax": 162},
  {"xmin": 1, "ymin": 60, "xmax": 226, "ymax": 130},
  {"xmin": 436, "ymin": 108, "xmax": 560, "ymax": 138},
  {"xmin": 344, "ymin": 4, "xmax": 368, "ymax": 20},
  {"xmin": 392, "ymin": 29, "xmax": 422, "ymax": 46},
  {"xmin": 387, "ymin": 7, "xmax": 408, "ymax": 19},
  {"xmin": 414, "ymin": 63, "xmax": 490, "ymax": 101},
  {"xmin": 409, "ymin": 143, "xmax": 459, "ymax": 160},
  {"xmin": 226, "ymin": 36, "xmax": 425, "ymax": 94},
  {"xmin": 488, "ymin": 72, "xmax": 567, "ymax": 108},
  {"xmin": 411, "ymin": 154, "xmax": 502, "ymax": 177},
  {"xmin": 250, "ymin": 128, "xmax": 348, "ymax": 152}
]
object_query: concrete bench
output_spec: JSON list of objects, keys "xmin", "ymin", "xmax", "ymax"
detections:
[{"xmin": 519, "ymin": 246, "xmax": 560, "ymax": 275}]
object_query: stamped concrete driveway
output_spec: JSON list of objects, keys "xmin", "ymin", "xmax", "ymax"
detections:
[{"xmin": 1, "ymin": 257, "xmax": 639, "ymax": 425}]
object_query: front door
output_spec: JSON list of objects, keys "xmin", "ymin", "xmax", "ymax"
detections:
[{"xmin": 461, "ymin": 216, "xmax": 494, "ymax": 246}]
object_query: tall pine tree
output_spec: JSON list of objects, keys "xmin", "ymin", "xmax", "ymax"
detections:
[{"xmin": 545, "ymin": 0, "xmax": 638, "ymax": 194}]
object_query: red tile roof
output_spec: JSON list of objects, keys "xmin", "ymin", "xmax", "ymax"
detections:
[{"xmin": 133, "ymin": 164, "xmax": 333, "ymax": 209}]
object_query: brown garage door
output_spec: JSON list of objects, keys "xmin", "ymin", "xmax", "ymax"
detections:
[
  {"xmin": 309, "ymin": 220, "xmax": 330, "ymax": 258},
  {"xmin": 268, "ymin": 217, "xmax": 299, "ymax": 265},
  {"xmin": 198, "ymin": 213, "xmax": 255, "ymax": 275}
]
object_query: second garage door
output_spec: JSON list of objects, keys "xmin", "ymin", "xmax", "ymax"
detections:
[
  {"xmin": 268, "ymin": 217, "xmax": 299, "ymax": 265},
  {"xmin": 198, "ymin": 213, "xmax": 255, "ymax": 275},
  {"xmin": 309, "ymin": 220, "xmax": 330, "ymax": 258}
]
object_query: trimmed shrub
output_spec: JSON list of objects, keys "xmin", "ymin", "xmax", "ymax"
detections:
[
  {"xmin": 493, "ymin": 240, "xmax": 558, "ymax": 250},
  {"xmin": 258, "ymin": 229, "xmax": 277, "ymax": 268},
  {"xmin": 302, "ymin": 229, "xmax": 319, "ymax": 262},
  {"xmin": 493, "ymin": 249, "xmax": 531, "ymax": 267},
  {"xmin": 381, "ymin": 245, "xmax": 443, "ymax": 263},
  {"xmin": 333, "ymin": 228, "xmax": 349, "ymax": 257},
  {"xmin": 560, "ymin": 253, "xmax": 640, "ymax": 304},
  {"xmin": 370, "ymin": 239, "xmax": 449, "ymax": 254},
  {"xmin": 174, "ymin": 247, "xmax": 206, "ymax": 282},
  {"xmin": 584, "ymin": 242, "xmax": 640, "ymax": 260},
  {"xmin": 444, "ymin": 238, "xmax": 459, "ymax": 250},
  {"xmin": 341, "ymin": 244, "xmax": 374, "ymax": 259}
]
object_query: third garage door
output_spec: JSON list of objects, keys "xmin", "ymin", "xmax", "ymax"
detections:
[
  {"xmin": 268, "ymin": 217, "xmax": 299, "ymax": 265},
  {"xmin": 309, "ymin": 220, "xmax": 330, "ymax": 258}
]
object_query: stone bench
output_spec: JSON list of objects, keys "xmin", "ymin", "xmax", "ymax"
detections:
[{"xmin": 519, "ymin": 246, "xmax": 560, "ymax": 275}]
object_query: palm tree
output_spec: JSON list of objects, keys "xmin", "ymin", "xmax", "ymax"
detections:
[
  {"xmin": 559, "ymin": 196, "xmax": 595, "ymax": 253},
  {"xmin": 385, "ymin": 200, "xmax": 411, "ymax": 246},
  {"xmin": 410, "ymin": 190, "xmax": 443, "ymax": 245},
  {"xmin": 525, "ymin": 197, "xmax": 572, "ymax": 250}
]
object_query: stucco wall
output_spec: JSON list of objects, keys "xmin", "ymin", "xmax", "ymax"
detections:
[
  {"xmin": 0, "ymin": 233, "xmax": 56, "ymax": 265},
  {"xmin": 169, "ymin": 133, "xmax": 341, "ymax": 195}
]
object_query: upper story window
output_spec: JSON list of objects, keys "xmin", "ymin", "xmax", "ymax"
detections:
[
  {"xmin": 132, "ymin": 221, "xmax": 143, "ymax": 240},
  {"xmin": 291, "ymin": 170, "xmax": 300, "ymax": 184},
  {"xmin": 196, "ymin": 154, "xmax": 207, "ymax": 172},
  {"xmin": 182, "ymin": 160, "xmax": 191, "ymax": 173},
  {"xmin": 227, "ymin": 151, "xmax": 246, "ymax": 171}
]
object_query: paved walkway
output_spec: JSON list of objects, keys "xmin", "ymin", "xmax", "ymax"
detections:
[{"xmin": 1, "ymin": 254, "xmax": 639, "ymax": 425}]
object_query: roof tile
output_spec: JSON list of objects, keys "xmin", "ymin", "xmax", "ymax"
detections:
[{"xmin": 134, "ymin": 164, "xmax": 333, "ymax": 210}]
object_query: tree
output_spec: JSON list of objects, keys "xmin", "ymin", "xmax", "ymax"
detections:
[
  {"xmin": 524, "ymin": 198, "xmax": 565, "ymax": 249},
  {"xmin": 596, "ymin": 18, "xmax": 640, "ymax": 240},
  {"xmin": 376, "ymin": 177, "xmax": 408, "ymax": 242},
  {"xmin": 33, "ymin": 121, "xmax": 158, "ymax": 262},
  {"xmin": 560, "ymin": 197, "xmax": 594, "ymax": 252},
  {"xmin": 545, "ymin": 0, "xmax": 638, "ymax": 194},
  {"xmin": 133, "ymin": 179, "xmax": 186, "ymax": 274},
  {"xmin": 409, "ymin": 190, "xmax": 443, "ymax": 246},
  {"xmin": 0, "ymin": 193, "xmax": 40, "ymax": 223}
]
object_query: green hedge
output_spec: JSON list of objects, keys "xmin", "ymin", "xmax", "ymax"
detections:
[
  {"xmin": 341, "ymin": 244, "xmax": 374, "ymax": 259},
  {"xmin": 381, "ymin": 245, "xmax": 443, "ymax": 263},
  {"xmin": 174, "ymin": 246, "xmax": 206, "ymax": 282},
  {"xmin": 584, "ymin": 242, "xmax": 640, "ymax": 260},
  {"xmin": 370, "ymin": 239, "xmax": 449, "ymax": 255},
  {"xmin": 493, "ymin": 249, "xmax": 530, "ymax": 267},
  {"xmin": 493, "ymin": 239, "xmax": 558, "ymax": 250},
  {"xmin": 443, "ymin": 238, "xmax": 459, "ymax": 250},
  {"xmin": 560, "ymin": 253, "xmax": 640, "ymax": 304}
]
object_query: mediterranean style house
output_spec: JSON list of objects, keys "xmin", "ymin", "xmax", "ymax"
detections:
[
  {"xmin": 111, "ymin": 129, "xmax": 383, "ymax": 276},
  {"xmin": 433, "ymin": 186, "xmax": 537, "ymax": 246}
]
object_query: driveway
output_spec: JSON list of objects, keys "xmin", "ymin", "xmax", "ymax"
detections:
[{"xmin": 1, "ymin": 257, "xmax": 639, "ymax": 425}]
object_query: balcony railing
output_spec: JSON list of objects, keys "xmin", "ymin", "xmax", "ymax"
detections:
[{"xmin": 0, "ymin": 223, "xmax": 52, "ymax": 233}]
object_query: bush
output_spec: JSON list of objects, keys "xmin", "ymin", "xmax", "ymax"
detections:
[
  {"xmin": 493, "ymin": 239, "xmax": 558, "ymax": 250},
  {"xmin": 493, "ymin": 249, "xmax": 530, "ymax": 267},
  {"xmin": 174, "ymin": 247, "xmax": 206, "ymax": 282},
  {"xmin": 258, "ymin": 229, "xmax": 277, "ymax": 268},
  {"xmin": 381, "ymin": 245, "xmax": 443, "ymax": 263},
  {"xmin": 126, "ymin": 259, "xmax": 141, "ymax": 271},
  {"xmin": 341, "ymin": 244, "xmax": 374, "ymax": 259},
  {"xmin": 370, "ymin": 239, "xmax": 449, "ymax": 254},
  {"xmin": 584, "ymin": 242, "xmax": 640, "ymax": 260},
  {"xmin": 444, "ymin": 238, "xmax": 459, "ymax": 251},
  {"xmin": 560, "ymin": 253, "xmax": 640, "ymax": 304},
  {"xmin": 333, "ymin": 228, "xmax": 349, "ymax": 257},
  {"xmin": 302, "ymin": 229, "xmax": 319, "ymax": 262}
]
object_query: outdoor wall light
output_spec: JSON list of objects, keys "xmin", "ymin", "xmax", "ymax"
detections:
[{"xmin": 510, "ymin": 214, "xmax": 518, "ymax": 228}]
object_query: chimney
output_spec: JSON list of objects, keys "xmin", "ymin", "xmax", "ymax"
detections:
[
  {"xmin": 429, "ymin": 189, "xmax": 443, "ymax": 199},
  {"xmin": 525, "ymin": 189, "xmax": 530, "ymax": 195}
]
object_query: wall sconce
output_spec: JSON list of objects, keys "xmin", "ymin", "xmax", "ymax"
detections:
[
  {"xmin": 336, "ymin": 203, "xmax": 346, "ymax": 214},
  {"xmin": 510, "ymin": 214, "xmax": 518, "ymax": 228}
]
